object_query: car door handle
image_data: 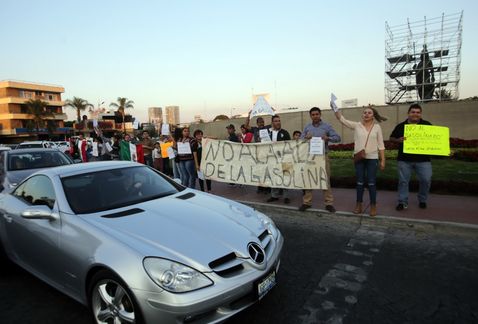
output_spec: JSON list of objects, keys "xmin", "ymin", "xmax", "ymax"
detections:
[{"xmin": 3, "ymin": 214, "xmax": 12, "ymax": 223}]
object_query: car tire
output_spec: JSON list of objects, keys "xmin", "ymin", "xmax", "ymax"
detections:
[{"xmin": 88, "ymin": 269, "xmax": 144, "ymax": 324}]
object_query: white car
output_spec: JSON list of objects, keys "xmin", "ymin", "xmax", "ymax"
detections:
[{"xmin": 16, "ymin": 141, "xmax": 56, "ymax": 150}]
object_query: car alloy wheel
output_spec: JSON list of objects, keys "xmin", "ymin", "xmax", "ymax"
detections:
[{"xmin": 90, "ymin": 271, "xmax": 141, "ymax": 324}]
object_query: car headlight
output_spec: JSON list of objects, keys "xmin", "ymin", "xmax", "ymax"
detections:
[
  {"xmin": 143, "ymin": 258, "xmax": 213, "ymax": 293},
  {"xmin": 256, "ymin": 211, "xmax": 279, "ymax": 240}
]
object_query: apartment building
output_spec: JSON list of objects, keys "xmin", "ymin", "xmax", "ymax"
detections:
[{"xmin": 0, "ymin": 80, "xmax": 69, "ymax": 142}]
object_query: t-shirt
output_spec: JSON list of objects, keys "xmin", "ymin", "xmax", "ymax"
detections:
[
  {"xmin": 228, "ymin": 133, "xmax": 240, "ymax": 143},
  {"xmin": 250, "ymin": 125, "xmax": 272, "ymax": 143},
  {"xmin": 177, "ymin": 137, "xmax": 198, "ymax": 161},
  {"xmin": 390, "ymin": 119, "xmax": 432, "ymax": 162},
  {"xmin": 141, "ymin": 138, "xmax": 155, "ymax": 156}
]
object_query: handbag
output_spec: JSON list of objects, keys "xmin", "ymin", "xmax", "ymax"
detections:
[{"xmin": 353, "ymin": 125, "xmax": 373, "ymax": 164}]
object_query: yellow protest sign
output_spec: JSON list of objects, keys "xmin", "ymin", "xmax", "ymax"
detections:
[{"xmin": 403, "ymin": 124, "xmax": 450, "ymax": 156}]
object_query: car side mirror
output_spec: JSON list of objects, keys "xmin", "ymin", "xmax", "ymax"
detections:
[{"xmin": 21, "ymin": 206, "xmax": 59, "ymax": 221}]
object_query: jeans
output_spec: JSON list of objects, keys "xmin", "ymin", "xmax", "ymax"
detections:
[
  {"xmin": 355, "ymin": 159, "xmax": 378, "ymax": 204},
  {"xmin": 398, "ymin": 161, "xmax": 432, "ymax": 204},
  {"xmin": 144, "ymin": 154, "xmax": 153, "ymax": 167},
  {"xmin": 179, "ymin": 159, "xmax": 196, "ymax": 189},
  {"xmin": 172, "ymin": 160, "xmax": 182, "ymax": 179}
]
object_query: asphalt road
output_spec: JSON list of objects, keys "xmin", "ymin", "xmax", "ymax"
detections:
[{"xmin": 1, "ymin": 208, "xmax": 477, "ymax": 324}]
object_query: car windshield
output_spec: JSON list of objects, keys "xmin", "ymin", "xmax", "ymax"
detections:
[
  {"xmin": 8, "ymin": 151, "xmax": 73, "ymax": 171},
  {"xmin": 61, "ymin": 166, "xmax": 182, "ymax": 214}
]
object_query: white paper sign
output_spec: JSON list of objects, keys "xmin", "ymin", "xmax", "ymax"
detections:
[
  {"xmin": 167, "ymin": 147, "xmax": 175, "ymax": 159},
  {"xmin": 177, "ymin": 142, "xmax": 192, "ymax": 155},
  {"xmin": 105, "ymin": 141, "xmax": 113, "ymax": 152},
  {"xmin": 197, "ymin": 170, "xmax": 205, "ymax": 180},
  {"xmin": 93, "ymin": 119, "xmax": 98, "ymax": 128},
  {"xmin": 309, "ymin": 137, "xmax": 324, "ymax": 155},
  {"xmin": 251, "ymin": 95, "xmax": 274, "ymax": 117},
  {"xmin": 161, "ymin": 123, "xmax": 170, "ymax": 136},
  {"xmin": 92, "ymin": 142, "xmax": 99, "ymax": 157},
  {"xmin": 259, "ymin": 129, "xmax": 271, "ymax": 142},
  {"xmin": 330, "ymin": 93, "xmax": 339, "ymax": 112}
]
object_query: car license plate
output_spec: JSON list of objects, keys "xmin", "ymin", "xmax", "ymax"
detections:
[{"xmin": 256, "ymin": 270, "xmax": 276, "ymax": 300}]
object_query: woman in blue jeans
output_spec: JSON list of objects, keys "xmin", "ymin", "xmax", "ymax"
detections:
[
  {"xmin": 175, "ymin": 127, "xmax": 198, "ymax": 189},
  {"xmin": 334, "ymin": 107, "xmax": 386, "ymax": 216}
]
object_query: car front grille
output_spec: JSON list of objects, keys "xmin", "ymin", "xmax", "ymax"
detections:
[{"xmin": 208, "ymin": 229, "xmax": 275, "ymax": 277}]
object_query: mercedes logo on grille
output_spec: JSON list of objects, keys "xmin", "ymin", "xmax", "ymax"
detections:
[{"xmin": 248, "ymin": 242, "xmax": 265, "ymax": 264}]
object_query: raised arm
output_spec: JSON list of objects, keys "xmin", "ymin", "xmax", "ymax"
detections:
[{"xmin": 244, "ymin": 109, "xmax": 252, "ymax": 130}]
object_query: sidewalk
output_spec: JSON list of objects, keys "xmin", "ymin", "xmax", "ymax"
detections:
[{"xmin": 204, "ymin": 182, "xmax": 478, "ymax": 226}]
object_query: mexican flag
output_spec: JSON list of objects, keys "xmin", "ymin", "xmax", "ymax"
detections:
[{"xmin": 119, "ymin": 141, "xmax": 145, "ymax": 164}]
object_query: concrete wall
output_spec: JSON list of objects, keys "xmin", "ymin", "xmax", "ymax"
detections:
[{"xmin": 190, "ymin": 100, "xmax": 478, "ymax": 142}]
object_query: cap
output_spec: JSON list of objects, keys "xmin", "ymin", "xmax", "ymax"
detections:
[{"xmin": 226, "ymin": 124, "xmax": 235, "ymax": 129}]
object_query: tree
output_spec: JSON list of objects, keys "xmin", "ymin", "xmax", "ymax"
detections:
[
  {"xmin": 213, "ymin": 114, "xmax": 229, "ymax": 121},
  {"xmin": 435, "ymin": 88, "xmax": 454, "ymax": 101},
  {"xmin": 110, "ymin": 97, "xmax": 134, "ymax": 133},
  {"xmin": 64, "ymin": 97, "xmax": 93, "ymax": 123},
  {"xmin": 24, "ymin": 99, "xmax": 55, "ymax": 136}
]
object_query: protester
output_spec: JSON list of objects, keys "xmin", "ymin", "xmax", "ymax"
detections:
[
  {"xmin": 176, "ymin": 127, "xmax": 198, "ymax": 188},
  {"xmin": 119, "ymin": 133, "xmax": 138, "ymax": 162},
  {"xmin": 171, "ymin": 128, "xmax": 183, "ymax": 180},
  {"xmin": 390, "ymin": 103, "xmax": 433, "ymax": 210},
  {"xmin": 226, "ymin": 124, "xmax": 240, "ymax": 142},
  {"xmin": 240, "ymin": 124, "xmax": 253, "ymax": 143},
  {"xmin": 244, "ymin": 110, "xmax": 272, "ymax": 143},
  {"xmin": 141, "ymin": 130, "xmax": 155, "ymax": 167},
  {"xmin": 334, "ymin": 107, "xmax": 386, "ymax": 216},
  {"xmin": 90, "ymin": 137, "xmax": 101, "ymax": 162},
  {"xmin": 293, "ymin": 130, "xmax": 302, "ymax": 140},
  {"xmin": 152, "ymin": 141, "xmax": 163, "ymax": 171},
  {"xmin": 266, "ymin": 115, "xmax": 291, "ymax": 204},
  {"xmin": 194, "ymin": 129, "xmax": 212, "ymax": 193},
  {"xmin": 77, "ymin": 134, "xmax": 88, "ymax": 162},
  {"xmin": 299, "ymin": 107, "xmax": 341, "ymax": 212}
]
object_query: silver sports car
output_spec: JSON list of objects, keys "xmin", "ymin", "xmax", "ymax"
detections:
[{"xmin": 0, "ymin": 161, "xmax": 283, "ymax": 323}]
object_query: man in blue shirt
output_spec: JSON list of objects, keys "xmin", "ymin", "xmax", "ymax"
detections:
[{"xmin": 299, "ymin": 107, "xmax": 341, "ymax": 212}]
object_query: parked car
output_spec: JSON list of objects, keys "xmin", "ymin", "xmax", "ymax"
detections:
[
  {"xmin": 15, "ymin": 141, "xmax": 56, "ymax": 149},
  {"xmin": 0, "ymin": 148, "xmax": 74, "ymax": 191},
  {"xmin": 54, "ymin": 141, "xmax": 71, "ymax": 154},
  {"xmin": 0, "ymin": 161, "xmax": 283, "ymax": 323}
]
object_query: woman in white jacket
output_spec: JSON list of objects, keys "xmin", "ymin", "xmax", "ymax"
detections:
[{"xmin": 334, "ymin": 107, "xmax": 387, "ymax": 216}]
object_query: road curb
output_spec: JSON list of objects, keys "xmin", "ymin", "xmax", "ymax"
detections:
[{"xmin": 239, "ymin": 200, "xmax": 478, "ymax": 237}]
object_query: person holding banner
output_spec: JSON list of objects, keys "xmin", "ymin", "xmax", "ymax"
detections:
[
  {"xmin": 266, "ymin": 115, "xmax": 291, "ymax": 204},
  {"xmin": 194, "ymin": 129, "xmax": 212, "ymax": 193},
  {"xmin": 390, "ymin": 103, "xmax": 433, "ymax": 210},
  {"xmin": 334, "ymin": 107, "xmax": 386, "ymax": 216},
  {"xmin": 299, "ymin": 107, "xmax": 341, "ymax": 213},
  {"xmin": 176, "ymin": 127, "xmax": 199, "ymax": 188}
]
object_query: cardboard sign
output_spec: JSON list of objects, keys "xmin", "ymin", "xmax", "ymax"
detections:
[{"xmin": 403, "ymin": 124, "xmax": 450, "ymax": 156}]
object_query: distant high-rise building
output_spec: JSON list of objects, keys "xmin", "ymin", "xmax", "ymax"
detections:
[
  {"xmin": 148, "ymin": 107, "xmax": 163, "ymax": 125},
  {"xmin": 165, "ymin": 106, "xmax": 180, "ymax": 125}
]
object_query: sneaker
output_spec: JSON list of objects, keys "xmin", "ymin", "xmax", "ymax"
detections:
[
  {"xmin": 284, "ymin": 198, "xmax": 290, "ymax": 204},
  {"xmin": 419, "ymin": 202, "xmax": 427, "ymax": 209},
  {"xmin": 298, "ymin": 204, "xmax": 311, "ymax": 212},
  {"xmin": 267, "ymin": 197, "xmax": 279, "ymax": 203},
  {"xmin": 396, "ymin": 203, "xmax": 408, "ymax": 211},
  {"xmin": 325, "ymin": 205, "xmax": 336, "ymax": 213}
]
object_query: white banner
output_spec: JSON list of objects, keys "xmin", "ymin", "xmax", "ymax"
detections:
[{"xmin": 201, "ymin": 139, "xmax": 328, "ymax": 189}]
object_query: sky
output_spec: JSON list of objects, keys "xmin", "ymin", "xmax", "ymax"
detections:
[{"xmin": 1, "ymin": 0, "xmax": 477, "ymax": 123}]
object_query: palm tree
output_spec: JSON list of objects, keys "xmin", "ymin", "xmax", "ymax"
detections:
[
  {"xmin": 110, "ymin": 97, "xmax": 134, "ymax": 133},
  {"xmin": 64, "ymin": 97, "xmax": 93, "ymax": 123},
  {"xmin": 24, "ymin": 99, "xmax": 54, "ymax": 136}
]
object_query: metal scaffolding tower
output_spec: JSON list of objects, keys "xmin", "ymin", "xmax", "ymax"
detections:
[{"xmin": 385, "ymin": 12, "xmax": 463, "ymax": 104}]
